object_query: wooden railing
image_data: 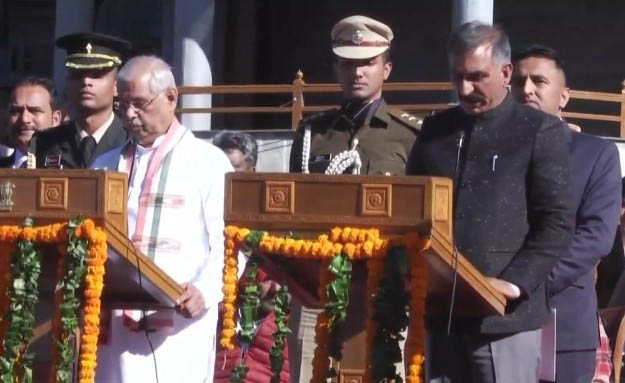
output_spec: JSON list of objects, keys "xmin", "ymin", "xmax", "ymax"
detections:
[{"xmin": 177, "ymin": 71, "xmax": 625, "ymax": 137}]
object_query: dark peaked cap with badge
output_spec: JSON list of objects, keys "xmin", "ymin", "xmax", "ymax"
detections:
[
  {"xmin": 331, "ymin": 15, "xmax": 393, "ymax": 59},
  {"xmin": 56, "ymin": 32, "xmax": 131, "ymax": 70}
]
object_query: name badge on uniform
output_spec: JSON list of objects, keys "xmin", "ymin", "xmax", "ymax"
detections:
[
  {"xmin": 309, "ymin": 154, "xmax": 332, "ymax": 164},
  {"xmin": 44, "ymin": 155, "xmax": 62, "ymax": 168}
]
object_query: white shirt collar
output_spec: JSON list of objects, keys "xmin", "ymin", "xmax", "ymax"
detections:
[
  {"xmin": 12, "ymin": 149, "xmax": 26, "ymax": 168},
  {"xmin": 0, "ymin": 144, "xmax": 14, "ymax": 158},
  {"xmin": 135, "ymin": 134, "xmax": 167, "ymax": 155},
  {"xmin": 77, "ymin": 112, "xmax": 115, "ymax": 144}
]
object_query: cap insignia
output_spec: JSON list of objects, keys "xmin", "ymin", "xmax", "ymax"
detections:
[
  {"xmin": 85, "ymin": 43, "xmax": 92, "ymax": 55},
  {"xmin": 352, "ymin": 30, "xmax": 364, "ymax": 45}
]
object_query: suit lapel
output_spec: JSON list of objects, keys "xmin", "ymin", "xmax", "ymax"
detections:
[
  {"xmin": 92, "ymin": 115, "xmax": 127, "ymax": 161},
  {"xmin": 57, "ymin": 122, "xmax": 81, "ymax": 168},
  {"xmin": 0, "ymin": 152, "xmax": 15, "ymax": 168}
]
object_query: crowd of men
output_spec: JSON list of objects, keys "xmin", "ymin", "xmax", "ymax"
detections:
[{"xmin": 1, "ymin": 13, "xmax": 623, "ymax": 383}]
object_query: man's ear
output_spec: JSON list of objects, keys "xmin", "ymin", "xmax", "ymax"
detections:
[
  {"xmin": 501, "ymin": 62, "xmax": 513, "ymax": 85},
  {"xmin": 560, "ymin": 87, "xmax": 570, "ymax": 110},
  {"xmin": 51, "ymin": 110, "xmax": 62, "ymax": 127},
  {"xmin": 165, "ymin": 87, "xmax": 178, "ymax": 111},
  {"xmin": 383, "ymin": 61, "xmax": 392, "ymax": 81},
  {"xmin": 113, "ymin": 79, "xmax": 118, "ymax": 98}
]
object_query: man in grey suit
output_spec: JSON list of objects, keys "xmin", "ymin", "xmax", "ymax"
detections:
[{"xmin": 512, "ymin": 44, "xmax": 621, "ymax": 383}]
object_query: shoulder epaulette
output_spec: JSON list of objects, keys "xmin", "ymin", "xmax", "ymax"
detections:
[{"xmin": 387, "ymin": 107, "xmax": 424, "ymax": 132}]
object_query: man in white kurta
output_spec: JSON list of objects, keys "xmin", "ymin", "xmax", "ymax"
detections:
[{"xmin": 92, "ymin": 55, "xmax": 233, "ymax": 383}]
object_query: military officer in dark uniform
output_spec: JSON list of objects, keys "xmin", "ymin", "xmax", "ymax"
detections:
[
  {"xmin": 36, "ymin": 32, "xmax": 131, "ymax": 168},
  {"xmin": 289, "ymin": 15, "xmax": 421, "ymax": 176}
]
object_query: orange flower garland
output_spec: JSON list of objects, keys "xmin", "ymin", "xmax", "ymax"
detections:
[
  {"xmin": 0, "ymin": 220, "xmax": 107, "ymax": 383},
  {"xmin": 404, "ymin": 234, "xmax": 430, "ymax": 383},
  {"xmin": 77, "ymin": 220, "xmax": 108, "ymax": 383},
  {"xmin": 220, "ymin": 226, "xmax": 430, "ymax": 382},
  {"xmin": 220, "ymin": 226, "xmax": 246, "ymax": 350}
]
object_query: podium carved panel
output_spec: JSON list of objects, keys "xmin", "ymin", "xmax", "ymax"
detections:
[
  {"xmin": 360, "ymin": 183, "xmax": 391, "ymax": 217},
  {"xmin": 39, "ymin": 177, "xmax": 68, "ymax": 210},
  {"xmin": 107, "ymin": 178, "xmax": 125, "ymax": 214},
  {"xmin": 264, "ymin": 181, "xmax": 294, "ymax": 214}
]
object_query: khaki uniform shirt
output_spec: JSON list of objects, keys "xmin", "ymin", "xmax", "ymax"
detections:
[{"xmin": 289, "ymin": 99, "xmax": 421, "ymax": 175}]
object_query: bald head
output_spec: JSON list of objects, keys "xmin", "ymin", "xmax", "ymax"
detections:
[{"xmin": 117, "ymin": 55, "xmax": 179, "ymax": 146}]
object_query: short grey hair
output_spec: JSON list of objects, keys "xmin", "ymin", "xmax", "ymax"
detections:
[
  {"xmin": 117, "ymin": 55, "xmax": 176, "ymax": 94},
  {"xmin": 212, "ymin": 131, "xmax": 258, "ymax": 167},
  {"xmin": 448, "ymin": 21, "xmax": 511, "ymax": 65}
]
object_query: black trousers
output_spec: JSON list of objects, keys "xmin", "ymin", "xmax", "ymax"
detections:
[{"xmin": 552, "ymin": 349, "xmax": 595, "ymax": 383}]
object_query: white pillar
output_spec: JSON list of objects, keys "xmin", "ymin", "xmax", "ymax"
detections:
[
  {"xmin": 452, "ymin": 0, "xmax": 493, "ymax": 29},
  {"xmin": 173, "ymin": 0, "xmax": 214, "ymax": 131},
  {"xmin": 53, "ymin": 0, "xmax": 95, "ymax": 97}
]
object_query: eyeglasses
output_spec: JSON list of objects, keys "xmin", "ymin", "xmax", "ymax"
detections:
[{"xmin": 119, "ymin": 92, "xmax": 162, "ymax": 112}]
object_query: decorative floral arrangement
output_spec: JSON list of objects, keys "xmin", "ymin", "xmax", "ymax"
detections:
[
  {"xmin": 325, "ymin": 252, "xmax": 352, "ymax": 361},
  {"xmin": 311, "ymin": 259, "xmax": 331, "ymax": 383},
  {"xmin": 77, "ymin": 220, "xmax": 108, "ymax": 383},
  {"xmin": 230, "ymin": 255, "xmax": 262, "ymax": 383},
  {"xmin": 269, "ymin": 285, "xmax": 289, "ymax": 383},
  {"xmin": 0, "ymin": 218, "xmax": 107, "ymax": 383},
  {"xmin": 0, "ymin": 218, "xmax": 42, "ymax": 383},
  {"xmin": 371, "ymin": 246, "xmax": 409, "ymax": 382},
  {"xmin": 221, "ymin": 226, "xmax": 430, "ymax": 383}
]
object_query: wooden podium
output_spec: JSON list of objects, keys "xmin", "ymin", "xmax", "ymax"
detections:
[
  {"xmin": 0, "ymin": 169, "xmax": 184, "ymax": 382},
  {"xmin": 225, "ymin": 172, "xmax": 506, "ymax": 380}
]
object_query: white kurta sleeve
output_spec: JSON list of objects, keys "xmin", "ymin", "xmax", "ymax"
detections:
[{"xmin": 198, "ymin": 145, "xmax": 233, "ymax": 310}]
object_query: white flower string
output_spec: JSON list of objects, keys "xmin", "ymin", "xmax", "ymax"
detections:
[
  {"xmin": 301, "ymin": 125, "xmax": 311, "ymax": 174},
  {"xmin": 325, "ymin": 139, "xmax": 361, "ymax": 175},
  {"xmin": 26, "ymin": 152, "xmax": 36, "ymax": 169}
]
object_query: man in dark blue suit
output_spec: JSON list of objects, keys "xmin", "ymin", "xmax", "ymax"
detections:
[{"xmin": 512, "ymin": 45, "xmax": 622, "ymax": 383}]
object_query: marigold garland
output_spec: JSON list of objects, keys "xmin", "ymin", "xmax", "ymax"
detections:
[
  {"xmin": 221, "ymin": 226, "xmax": 430, "ymax": 383},
  {"xmin": 77, "ymin": 220, "xmax": 108, "ymax": 383},
  {"xmin": 0, "ymin": 218, "xmax": 42, "ymax": 383},
  {"xmin": 0, "ymin": 219, "xmax": 107, "ymax": 383},
  {"xmin": 220, "ymin": 226, "xmax": 242, "ymax": 350},
  {"xmin": 405, "ymin": 235, "xmax": 430, "ymax": 383}
]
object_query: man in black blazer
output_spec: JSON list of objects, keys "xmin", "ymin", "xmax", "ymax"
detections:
[
  {"xmin": 407, "ymin": 22, "xmax": 574, "ymax": 382},
  {"xmin": 36, "ymin": 32, "xmax": 131, "ymax": 168},
  {"xmin": 512, "ymin": 45, "xmax": 621, "ymax": 383},
  {"xmin": 1, "ymin": 76, "xmax": 61, "ymax": 168}
]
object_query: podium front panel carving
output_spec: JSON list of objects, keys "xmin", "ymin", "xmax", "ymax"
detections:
[
  {"xmin": 360, "ymin": 184, "xmax": 391, "ymax": 217},
  {"xmin": 264, "ymin": 181, "xmax": 294, "ymax": 214},
  {"xmin": 107, "ymin": 179, "xmax": 125, "ymax": 214},
  {"xmin": 39, "ymin": 178, "xmax": 68, "ymax": 210},
  {"xmin": 434, "ymin": 185, "xmax": 449, "ymax": 221},
  {"xmin": 0, "ymin": 180, "xmax": 15, "ymax": 211}
]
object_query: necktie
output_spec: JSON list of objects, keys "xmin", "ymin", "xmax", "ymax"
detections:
[{"xmin": 79, "ymin": 136, "xmax": 97, "ymax": 167}]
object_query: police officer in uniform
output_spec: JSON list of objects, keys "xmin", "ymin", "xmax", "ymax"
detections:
[
  {"xmin": 287, "ymin": 16, "xmax": 420, "ymax": 383},
  {"xmin": 289, "ymin": 15, "xmax": 420, "ymax": 176},
  {"xmin": 36, "ymin": 32, "xmax": 131, "ymax": 168}
]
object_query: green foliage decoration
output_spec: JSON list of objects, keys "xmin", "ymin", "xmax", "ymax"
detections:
[
  {"xmin": 0, "ymin": 218, "xmax": 41, "ymax": 383},
  {"xmin": 372, "ymin": 246, "xmax": 410, "ymax": 383},
  {"xmin": 269, "ymin": 285, "xmax": 290, "ymax": 383}
]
